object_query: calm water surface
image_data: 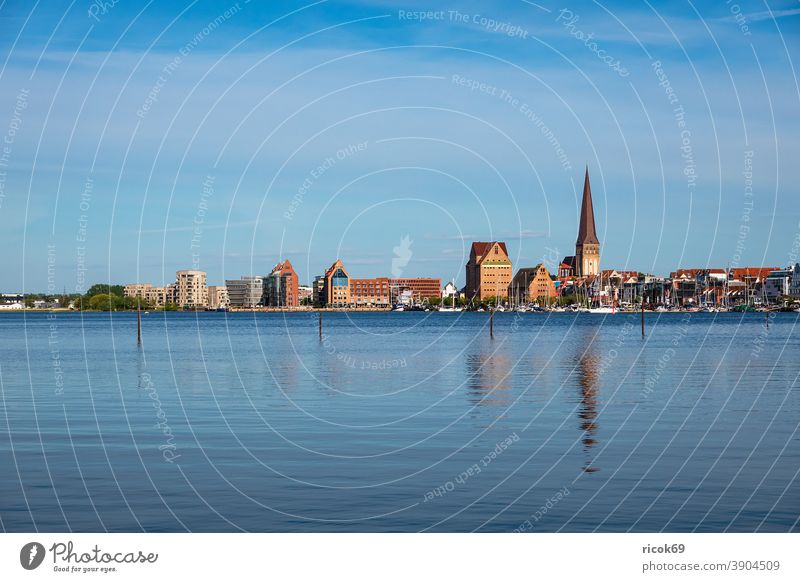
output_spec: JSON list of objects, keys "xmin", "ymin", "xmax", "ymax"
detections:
[{"xmin": 1, "ymin": 311, "xmax": 798, "ymax": 532}]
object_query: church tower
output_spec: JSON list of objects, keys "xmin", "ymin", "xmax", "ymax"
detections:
[{"xmin": 575, "ymin": 167, "xmax": 600, "ymax": 277}]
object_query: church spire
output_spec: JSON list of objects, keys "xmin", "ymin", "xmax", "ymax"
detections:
[{"xmin": 577, "ymin": 166, "xmax": 599, "ymax": 245}]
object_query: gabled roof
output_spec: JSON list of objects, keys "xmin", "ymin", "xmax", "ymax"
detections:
[
  {"xmin": 272, "ymin": 259, "xmax": 297, "ymax": 276},
  {"xmin": 470, "ymin": 241, "xmax": 510, "ymax": 265},
  {"xmin": 325, "ymin": 259, "xmax": 348, "ymax": 277},
  {"xmin": 577, "ymin": 168, "xmax": 599, "ymax": 245},
  {"xmin": 471, "ymin": 241, "xmax": 508, "ymax": 258},
  {"xmin": 512, "ymin": 264, "xmax": 549, "ymax": 279},
  {"xmin": 731, "ymin": 267, "xmax": 778, "ymax": 281}
]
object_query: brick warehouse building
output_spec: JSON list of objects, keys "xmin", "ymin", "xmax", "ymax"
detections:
[
  {"xmin": 350, "ymin": 277, "xmax": 391, "ymax": 307},
  {"xmin": 322, "ymin": 259, "xmax": 350, "ymax": 307},
  {"xmin": 388, "ymin": 278, "xmax": 442, "ymax": 302},
  {"xmin": 509, "ymin": 264, "xmax": 557, "ymax": 304},
  {"xmin": 465, "ymin": 241, "xmax": 512, "ymax": 301},
  {"xmin": 265, "ymin": 259, "xmax": 299, "ymax": 307}
]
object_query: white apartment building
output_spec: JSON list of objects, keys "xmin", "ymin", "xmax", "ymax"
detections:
[
  {"xmin": 207, "ymin": 285, "xmax": 230, "ymax": 309},
  {"xmin": 175, "ymin": 270, "xmax": 208, "ymax": 309}
]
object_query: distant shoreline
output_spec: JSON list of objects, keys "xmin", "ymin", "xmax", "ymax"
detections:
[{"xmin": 1, "ymin": 308, "xmax": 797, "ymax": 314}]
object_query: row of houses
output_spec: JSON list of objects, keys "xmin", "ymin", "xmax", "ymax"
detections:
[
  {"xmin": 312, "ymin": 259, "xmax": 441, "ymax": 308},
  {"xmin": 124, "ymin": 261, "xmax": 304, "ymax": 310},
  {"xmin": 124, "ymin": 259, "xmax": 443, "ymax": 310},
  {"xmin": 460, "ymin": 240, "xmax": 800, "ymax": 307}
]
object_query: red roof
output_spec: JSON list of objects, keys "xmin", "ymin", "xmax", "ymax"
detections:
[
  {"xmin": 731, "ymin": 267, "xmax": 778, "ymax": 281},
  {"xmin": 470, "ymin": 241, "xmax": 508, "ymax": 258}
]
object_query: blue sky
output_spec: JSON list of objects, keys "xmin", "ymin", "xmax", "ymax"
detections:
[{"xmin": 1, "ymin": 0, "xmax": 798, "ymax": 291}]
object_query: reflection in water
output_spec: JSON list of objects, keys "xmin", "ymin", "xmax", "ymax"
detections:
[
  {"xmin": 574, "ymin": 332, "xmax": 601, "ymax": 473},
  {"xmin": 464, "ymin": 350, "xmax": 512, "ymax": 407}
]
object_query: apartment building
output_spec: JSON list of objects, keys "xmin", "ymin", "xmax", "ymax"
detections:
[
  {"xmin": 175, "ymin": 270, "xmax": 208, "ymax": 309},
  {"xmin": 322, "ymin": 260, "xmax": 350, "ymax": 307},
  {"xmin": 225, "ymin": 276, "xmax": 264, "ymax": 308},
  {"xmin": 207, "ymin": 285, "xmax": 230, "ymax": 309},
  {"xmin": 123, "ymin": 283, "xmax": 175, "ymax": 307},
  {"xmin": 350, "ymin": 277, "xmax": 391, "ymax": 307},
  {"xmin": 264, "ymin": 260, "xmax": 299, "ymax": 307}
]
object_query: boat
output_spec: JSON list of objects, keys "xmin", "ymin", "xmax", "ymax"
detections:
[
  {"xmin": 391, "ymin": 305, "xmax": 405, "ymax": 312},
  {"xmin": 587, "ymin": 306, "xmax": 614, "ymax": 314},
  {"xmin": 438, "ymin": 291, "xmax": 462, "ymax": 312}
]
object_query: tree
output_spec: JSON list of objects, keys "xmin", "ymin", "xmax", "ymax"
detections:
[
  {"xmin": 85, "ymin": 283, "xmax": 124, "ymax": 298},
  {"xmin": 89, "ymin": 293, "xmax": 114, "ymax": 311}
]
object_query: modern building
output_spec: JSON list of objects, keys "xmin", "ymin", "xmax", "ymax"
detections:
[
  {"xmin": 350, "ymin": 277, "xmax": 391, "ymax": 307},
  {"xmin": 124, "ymin": 283, "xmax": 152, "ymax": 298},
  {"xmin": 562, "ymin": 168, "xmax": 600, "ymax": 277},
  {"xmin": 207, "ymin": 285, "xmax": 229, "ymax": 309},
  {"xmin": 465, "ymin": 241, "xmax": 512, "ymax": 301},
  {"xmin": 175, "ymin": 270, "xmax": 208, "ymax": 309},
  {"xmin": 322, "ymin": 259, "xmax": 350, "ymax": 307},
  {"xmin": 313, "ymin": 276, "xmax": 326, "ymax": 307},
  {"xmin": 791, "ymin": 263, "xmax": 800, "ymax": 298},
  {"xmin": 388, "ymin": 277, "xmax": 442, "ymax": 303},
  {"xmin": 509, "ymin": 264, "xmax": 557, "ymax": 304},
  {"xmin": 764, "ymin": 267, "xmax": 793, "ymax": 301},
  {"xmin": 225, "ymin": 276, "xmax": 264, "ymax": 308},
  {"xmin": 123, "ymin": 283, "xmax": 175, "ymax": 307},
  {"xmin": 264, "ymin": 259, "xmax": 299, "ymax": 307}
]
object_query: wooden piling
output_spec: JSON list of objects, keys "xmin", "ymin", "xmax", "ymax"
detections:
[
  {"xmin": 319, "ymin": 311, "xmax": 323, "ymax": 339},
  {"xmin": 137, "ymin": 301, "xmax": 142, "ymax": 345},
  {"xmin": 641, "ymin": 298, "xmax": 645, "ymax": 338},
  {"xmin": 490, "ymin": 308, "xmax": 494, "ymax": 339}
]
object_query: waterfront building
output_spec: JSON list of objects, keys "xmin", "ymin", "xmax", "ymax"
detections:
[
  {"xmin": 175, "ymin": 270, "xmax": 208, "ymax": 309},
  {"xmin": 442, "ymin": 281, "xmax": 458, "ymax": 299},
  {"xmin": 313, "ymin": 276, "xmax": 326, "ymax": 307},
  {"xmin": 562, "ymin": 168, "xmax": 601, "ymax": 277},
  {"xmin": 298, "ymin": 285, "xmax": 313, "ymax": 304},
  {"xmin": 124, "ymin": 283, "xmax": 152, "ymax": 299},
  {"xmin": 323, "ymin": 259, "xmax": 350, "ymax": 307},
  {"xmin": 764, "ymin": 267, "xmax": 793, "ymax": 301},
  {"xmin": 225, "ymin": 276, "xmax": 264, "ymax": 308},
  {"xmin": 669, "ymin": 269, "xmax": 704, "ymax": 306},
  {"xmin": 791, "ymin": 263, "xmax": 800, "ymax": 298},
  {"xmin": 558, "ymin": 261, "xmax": 575, "ymax": 278},
  {"xmin": 388, "ymin": 277, "xmax": 442, "ymax": 303},
  {"xmin": 730, "ymin": 267, "xmax": 778, "ymax": 305},
  {"xmin": 264, "ymin": 259, "xmax": 299, "ymax": 307},
  {"xmin": 123, "ymin": 282, "xmax": 175, "ymax": 306},
  {"xmin": 350, "ymin": 277, "xmax": 391, "ymax": 307},
  {"xmin": 465, "ymin": 241, "xmax": 512, "ymax": 301},
  {"xmin": 509, "ymin": 264, "xmax": 557, "ymax": 305},
  {"xmin": 207, "ymin": 285, "xmax": 229, "ymax": 309}
]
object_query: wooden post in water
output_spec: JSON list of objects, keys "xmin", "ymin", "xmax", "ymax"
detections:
[
  {"xmin": 490, "ymin": 308, "xmax": 494, "ymax": 339},
  {"xmin": 319, "ymin": 311, "xmax": 323, "ymax": 339},
  {"xmin": 641, "ymin": 297, "xmax": 645, "ymax": 338},
  {"xmin": 137, "ymin": 301, "xmax": 142, "ymax": 345}
]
